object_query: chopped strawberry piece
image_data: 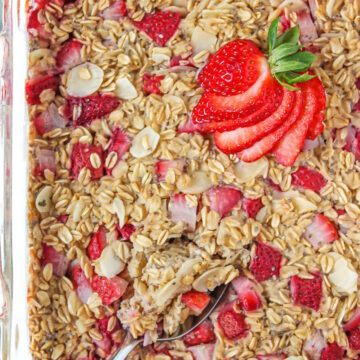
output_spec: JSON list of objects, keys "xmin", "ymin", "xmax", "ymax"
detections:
[
  {"xmin": 183, "ymin": 319, "xmax": 215, "ymax": 346},
  {"xmin": 231, "ymin": 276, "xmax": 262, "ymax": 311},
  {"xmin": 97, "ymin": 316, "xmax": 120, "ymax": 336},
  {"xmin": 33, "ymin": 103, "xmax": 68, "ymax": 136},
  {"xmin": 344, "ymin": 307, "xmax": 360, "ymax": 331},
  {"xmin": 290, "ymin": 272, "xmax": 322, "ymax": 310},
  {"xmin": 256, "ymin": 354, "xmax": 287, "ymax": 360},
  {"xmin": 71, "ymin": 143, "xmax": 104, "ymax": 180},
  {"xmin": 170, "ymin": 54, "xmax": 194, "ymax": 68},
  {"xmin": 214, "ymin": 88, "xmax": 294, "ymax": 152},
  {"xmin": 34, "ymin": 148, "xmax": 56, "ymax": 177},
  {"xmin": 279, "ymin": 12, "xmax": 290, "ymax": 32},
  {"xmin": 348, "ymin": 327, "xmax": 360, "ymax": 350},
  {"xmin": 305, "ymin": 214, "xmax": 337, "ymax": 249},
  {"xmin": 106, "ymin": 128, "xmax": 131, "ymax": 174},
  {"xmin": 117, "ymin": 223, "xmax": 136, "ymax": 240},
  {"xmin": 66, "ymin": 94, "xmax": 120, "ymax": 126},
  {"xmin": 93, "ymin": 336, "xmax": 112, "ymax": 354},
  {"xmin": 303, "ymin": 331, "xmax": 327, "ymax": 360},
  {"xmin": 308, "ymin": 0, "xmax": 317, "ymax": 18},
  {"xmin": 181, "ymin": 291, "xmax": 211, "ymax": 316},
  {"xmin": 206, "ymin": 186, "xmax": 242, "ymax": 217},
  {"xmin": 133, "ymin": 11, "xmax": 181, "ymax": 46},
  {"xmin": 57, "ymin": 215, "xmax": 68, "ymax": 224},
  {"xmin": 335, "ymin": 208, "xmax": 346, "ymax": 216},
  {"xmin": 27, "ymin": 8, "xmax": 51, "ymax": 39},
  {"xmin": 250, "ymin": 241, "xmax": 282, "ymax": 282},
  {"xmin": 320, "ymin": 342, "xmax": 344, "ymax": 360},
  {"xmin": 143, "ymin": 73, "xmax": 165, "ymax": 95},
  {"xmin": 169, "ymin": 193, "xmax": 197, "ymax": 231},
  {"xmin": 26, "ymin": 75, "xmax": 59, "ymax": 105},
  {"xmin": 91, "ymin": 275, "xmax": 128, "ymax": 305},
  {"xmin": 266, "ymin": 179, "xmax": 282, "ymax": 192},
  {"xmin": 217, "ymin": 304, "xmax": 247, "ymax": 340},
  {"xmin": 42, "ymin": 244, "xmax": 70, "ymax": 277},
  {"xmin": 178, "ymin": 117, "xmax": 201, "ymax": 134},
  {"xmin": 291, "ymin": 166, "xmax": 327, "ymax": 193},
  {"xmin": 56, "ymin": 39, "xmax": 83, "ymax": 72},
  {"xmin": 87, "ymin": 226, "xmax": 107, "ymax": 261},
  {"xmin": 188, "ymin": 343, "xmax": 215, "ymax": 360},
  {"xmin": 101, "ymin": 1, "xmax": 127, "ymax": 20},
  {"xmin": 341, "ymin": 126, "xmax": 360, "ymax": 161},
  {"xmin": 155, "ymin": 160, "xmax": 185, "ymax": 182},
  {"xmin": 297, "ymin": 10, "xmax": 318, "ymax": 43},
  {"xmin": 71, "ymin": 263, "xmax": 93, "ymax": 304},
  {"xmin": 242, "ymin": 197, "xmax": 263, "ymax": 219}
]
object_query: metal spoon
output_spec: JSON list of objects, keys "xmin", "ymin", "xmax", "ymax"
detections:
[{"xmin": 112, "ymin": 283, "xmax": 229, "ymax": 360}]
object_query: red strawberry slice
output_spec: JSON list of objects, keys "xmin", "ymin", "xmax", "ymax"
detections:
[
  {"xmin": 214, "ymin": 88, "xmax": 295, "ymax": 153},
  {"xmin": 290, "ymin": 272, "xmax": 322, "ymax": 310},
  {"xmin": 250, "ymin": 241, "xmax": 282, "ymax": 282},
  {"xmin": 66, "ymin": 94, "xmax": 120, "ymax": 126},
  {"xmin": 71, "ymin": 263, "xmax": 93, "ymax": 304},
  {"xmin": 101, "ymin": 0, "xmax": 127, "ymax": 20},
  {"xmin": 197, "ymin": 39, "xmax": 265, "ymax": 96},
  {"xmin": 343, "ymin": 307, "xmax": 360, "ymax": 331},
  {"xmin": 71, "ymin": 143, "xmax": 104, "ymax": 180},
  {"xmin": 303, "ymin": 330, "xmax": 327, "ymax": 360},
  {"xmin": 347, "ymin": 327, "xmax": 360, "ymax": 350},
  {"xmin": 206, "ymin": 186, "xmax": 242, "ymax": 217},
  {"xmin": 217, "ymin": 303, "xmax": 247, "ymax": 340},
  {"xmin": 133, "ymin": 11, "xmax": 181, "ymax": 46},
  {"xmin": 242, "ymin": 197, "xmax": 263, "ymax": 219},
  {"xmin": 178, "ymin": 117, "xmax": 201, "ymax": 134},
  {"xmin": 117, "ymin": 223, "xmax": 136, "ymax": 240},
  {"xmin": 231, "ymin": 276, "xmax": 262, "ymax": 311},
  {"xmin": 143, "ymin": 73, "xmax": 165, "ymax": 95},
  {"xmin": 272, "ymin": 84, "xmax": 318, "ymax": 166},
  {"xmin": 237, "ymin": 89, "xmax": 303, "ymax": 162},
  {"xmin": 33, "ymin": 103, "xmax": 68, "ymax": 135},
  {"xmin": 56, "ymin": 39, "xmax": 83, "ymax": 72},
  {"xmin": 169, "ymin": 193, "xmax": 197, "ymax": 231},
  {"xmin": 42, "ymin": 244, "xmax": 70, "ymax": 277},
  {"xmin": 106, "ymin": 128, "xmax": 131, "ymax": 175},
  {"xmin": 91, "ymin": 275, "xmax": 128, "ymax": 305},
  {"xmin": 320, "ymin": 342, "xmax": 344, "ymax": 360},
  {"xmin": 87, "ymin": 226, "xmax": 107, "ymax": 261},
  {"xmin": 34, "ymin": 148, "xmax": 56, "ymax": 177},
  {"xmin": 27, "ymin": 8, "xmax": 51, "ymax": 39},
  {"xmin": 297, "ymin": 10, "xmax": 318, "ymax": 43},
  {"xmin": 291, "ymin": 166, "xmax": 327, "ymax": 193},
  {"xmin": 155, "ymin": 160, "xmax": 185, "ymax": 181},
  {"xmin": 183, "ymin": 319, "xmax": 215, "ymax": 346},
  {"xmin": 188, "ymin": 343, "xmax": 215, "ymax": 360},
  {"xmin": 181, "ymin": 291, "xmax": 211, "ymax": 316},
  {"xmin": 256, "ymin": 354, "xmax": 287, "ymax": 360},
  {"xmin": 305, "ymin": 214, "xmax": 337, "ymax": 250},
  {"xmin": 26, "ymin": 75, "xmax": 59, "ymax": 105},
  {"xmin": 97, "ymin": 316, "xmax": 120, "ymax": 337}
]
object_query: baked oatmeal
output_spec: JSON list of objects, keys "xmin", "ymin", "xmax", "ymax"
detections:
[{"xmin": 25, "ymin": 0, "xmax": 360, "ymax": 359}]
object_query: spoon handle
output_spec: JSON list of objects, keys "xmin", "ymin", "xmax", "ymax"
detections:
[{"xmin": 112, "ymin": 339, "xmax": 143, "ymax": 360}]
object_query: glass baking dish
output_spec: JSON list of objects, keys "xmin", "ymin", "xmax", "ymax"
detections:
[{"xmin": 0, "ymin": 0, "xmax": 31, "ymax": 358}]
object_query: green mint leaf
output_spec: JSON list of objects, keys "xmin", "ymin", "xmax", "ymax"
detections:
[
  {"xmin": 281, "ymin": 71, "xmax": 316, "ymax": 84},
  {"xmin": 271, "ymin": 44, "xmax": 303, "ymax": 62},
  {"xmin": 275, "ymin": 25, "xmax": 300, "ymax": 47},
  {"xmin": 268, "ymin": 18, "xmax": 280, "ymax": 54},
  {"xmin": 273, "ymin": 60, "xmax": 309, "ymax": 73},
  {"xmin": 274, "ymin": 74, "xmax": 299, "ymax": 91}
]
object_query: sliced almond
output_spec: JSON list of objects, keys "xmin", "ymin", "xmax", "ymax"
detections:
[
  {"xmin": 36, "ymin": 186, "xmax": 53, "ymax": 213},
  {"xmin": 115, "ymin": 76, "xmax": 138, "ymax": 100},
  {"xmin": 96, "ymin": 245, "xmax": 125, "ymax": 278},
  {"xmin": 66, "ymin": 62, "xmax": 104, "ymax": 97},
  {"xmin": 130, "ymin": 127, "xmax": 160, "ymax": 158},
  {"xmin": 112, "ymin": 160, "xmax": 128, "ymax": 179},
  {"xmin": 193, "ymin": 265, "xmax": 233, "ymax": 292},
  {"xmin": 191, "ymin": 27, "xmax": 217, "ymax": 55},
  {"xmin": 292, "ymin": 196, "xmax": 317, "ymax": 214},
  {"xmin": 151, "ymin": 47, "xmax": 171, "ymax": 64},
  {"xmin": 177, "ymin": 171, "xmax": 212, "ymax": 194},
  {"xmin": 112, "ymin": 197, "xmax": 125, "ymax": 228},
  {"xmin": 234, "ymin": 157, "xmax": 268, "ymax": 183}
]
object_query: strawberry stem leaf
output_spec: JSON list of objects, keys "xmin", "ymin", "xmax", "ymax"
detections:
[
  {"xmin": 275, "ymin": 75, "xmax": 299, "ymax": 91},
  {"xmin": 270, "ymin": 44, "xmax": 303, "ymax": 63},
  {"xmin": 268, "ymin": 17, "xmax": 280, "ymax": 54},
  {"xmin": 275, "ymin": 25, "xmax": 300, "ymax": 47},
  {"xmin": 280, "ymin": 71, "xmax": 316, "ymax": 84}
]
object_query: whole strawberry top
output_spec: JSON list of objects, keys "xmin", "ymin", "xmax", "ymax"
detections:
[{"xmin": 193, "ymin": 18, "xmax": 326, "ymax": 167}]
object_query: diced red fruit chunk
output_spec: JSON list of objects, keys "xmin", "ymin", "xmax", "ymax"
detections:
[
  {"xmin": 305, "ymin": 214, "xmax": 337, "ymax": 250},
  {"xmin": 181, "ymin": 291, "xmax": 211, "ymax": 316},
  {"xmin": 27, "ymin": 8, "xmax": 51, "ymax": 39},
  {"xmin": 206, "ymin": 186, "xmax": 242, "ymax": 217},
  {"xmin": 26, "ymin": 75, "xmax": 59, "ymax": 105},
  {"xmin": 116, "ymin": 223, "xmax": 136, "ymax": 240},
  {"xmin": 87, "ymin": 226, "xmax": 107, "ymax": 261},
  {"xmin": 71, "ymin": 143, "xmax": 104, "ymax": 180},
  {"xmin": 106, "ymin": 128, "xmax": 131, "ymax": 174},
  {"xmin": 279, "ymin": 12, "xmax": 290, "ymax": 32},
  {"xmin": 66, "ymin": 94, "xmax": 120, "ymax": 126},
  {"xmin": 347, "ymin": 327, "xmax": 360, "ymax": 350},
  {"xmin": 342, "ymin": 126, "xmax": 360, "ymax": 161},
  {"xmin": 56, "ymin": 39, "xmax": 83, "ymax": 72},
  {"xmin": 291, "ymin": 166, "xmax": 327, "ymax": 193},
  {"xmin": 97, "ymin": 316, "xmax": 120, "ymax": 337},
  {"xmin": 335, "ymin": 208, "xmax": 346, "ymax": 216},
  {"xmin": 71, "ymin": 263, "xmax": 93, "ymax": 304},
  {"xmin": 133, "ymin": 11, "xmax": 181, "ymax": 47},
  {"xmin": 256, "ymin": 354, "xmax": 287, "ymax": 360},
  {"xmin": 143, "ymin": 73, "xmax": 165, "ymax": 95},
  {"xmin": 303, "ymin": 330, "xmax": 327, "ymax": 360},
  {"xmin": 33, "ymin": 103, "xmax": 68, "ymax": 136},
  {"xmin": 155, "ymin": 160, "xmax": 184, "ymax": 182},
  {"xmin": 290, "ymin": 272, "xmax": 322, "ymax": 311},
  {"xmin": 266, "ymin": 179, "xmax": 282, "ymax": 192},
  {"xmin": 343, "ymin": 307, "xmax": 360, "ymax": 331},
  {"xmin": 91, "ymin": 275, "xmax": 128, "ymax": 305},
  {"xmin": 34, "ymin": 148, "xmax": 56, "ymax": 177},
  {"xmin": 217, "ymin": 305, "xmax": 247, "ymax": 340},
  {"xmin": 101, "ymin": 0, "xmax": 127, "ymax": 21},
  {"xmin": 57, "ymin": 215, "xmax": 68, "ymax": 224},
  {"xmin": 297, "ymin": 10, "xmax": 318, "ymax": 43},
  {"xmin": 250, "ymin": 241, "xmax": 282, "ymax": 282},
  {"xmin": 183, "ymin": 319, "xmax": 215, "ymax": 346},
  {"xmin": 42, "ymin": 244, "xmax": 70, "ymax": 277},
  {"xmin": 231, "ymin": 276, "xmax": 262, "ymax": 311},
  {"xmin": 320, "ymin": 342, "xmax": 344, "ymax": 360},
  {"xmin": 178, "ymin": 117, "xmax": 201, "ymax": 134},
  {"xmin": 242, "ymin": 198, "xmax": 263, "ymax": 219},
  {"xmin": 197, "ymin": 39, "xmax": 265, "ymax": 96},
  {"xmin": 93, "ymin": 336, "xmax": 112, "ymax": 354},
  {"xmin": 169, "ymin": 193, "xmax": 197, "ymax": 231},
  {"xmin": 308, "ymin": 0, "xmax": 318, "ymax": 18},
  {"xmin": 188, "ymin": 343, "xmax": 216, "ymax": 360},
  {"xmin": 170, "ymin": 55, "xmax": 194, "ymax": 68}
]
